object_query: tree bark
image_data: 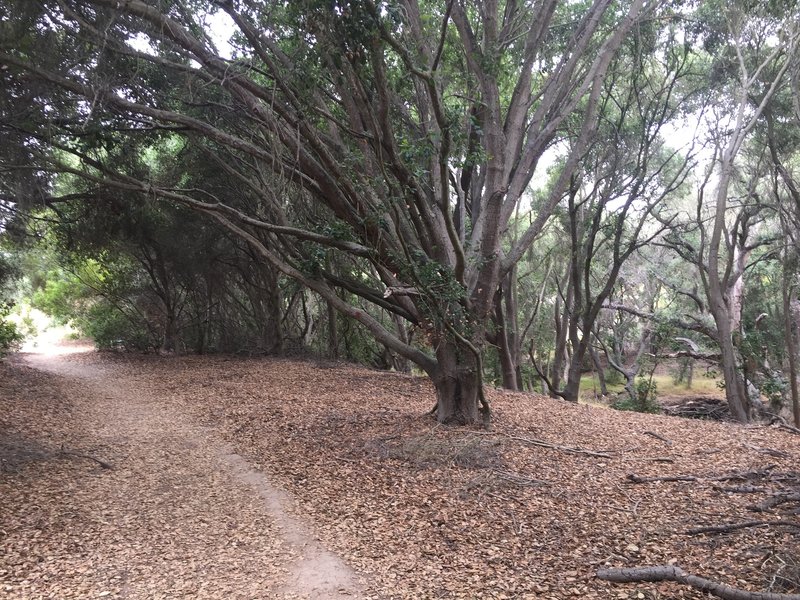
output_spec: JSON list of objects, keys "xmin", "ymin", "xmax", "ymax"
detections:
[
  {"xmin": 431, "ymin": 341, "xmax": 482, "ymax": 425},
  {"xmin": 495, "ymin": 282, "xmax": 521, "ymax": 391},
  {"xmin": 161, "ymin": 308, "xmax": 179, "ymax": 354},
  {"xmin": 779, "ymin": 251, "xmax": 800, "ymax": 426},
  {"xmin": 598, "ymin": 565, "xmax": 800, "ymax": 600},
  {"xmin": 589, "ymin": 346, "xmax": 608, "ymax": 396}
]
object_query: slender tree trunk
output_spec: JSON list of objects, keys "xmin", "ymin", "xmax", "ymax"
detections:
[
  {"xmin": 264, "ymin": 272, "xmax": 284, "ymax": 354},
  {"xmin": 161, "ymin": 307, "xmax": 179, "ymax": 354},
  {"xmin": 326, "ymin": 299, "xmax": 339, "ymax": 359},
  {"xmin": 551, "ymin": 282, "xmax": 572, "ymax": 392},
  {"xmin": 714, "ymin": 314, "xmax": 750, "ymax": 422},
  {"xmin": 793, "ymin": 299, "xmax": 800, "ymax": 427},
  {"xmin": 590, "ymin": 346, "xmax": 608, "ymax": 396},
  {"xmin": 495, "ymin": 285, "xmax": 520, "ymax": 391},
  {"xmin": 504, "ymin": 268, "xmax": 523, "ymax": 389},
  {"xmin": 707, "ymin": 148, "xmax": 751, "ymax": 422},
  {"xmin": 783, "ymin": 260, "xmax": 800, "ymax": 426},
  {"xmin": 390, "ymin": 313, "xmax": 411, "ymax": 373}
]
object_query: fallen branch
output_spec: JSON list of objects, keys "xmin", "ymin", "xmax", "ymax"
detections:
[
  {"xmin": 627, "ymin": 466, "xmax": 777, "ymax": 486},
  {"xmin": 482, "ymin": 431, "xmax": 612, "ymax": 458},
  {"xmin": 643, "ymin": 431, "xmax": 672, "ymax": 446},
  {"xmin": 776, "ymin": 422, "xmax": 800, "ymax": 436},
  {"xmin": 58, "ymin": 450, "xmax": 114, "ymax": 470},
  {"xmin": 713, "ymin": 485, "xmax": 766, "ymax": 494},
  {"xmin": 627, "ymin": 474, "xmax": 697, "ymax": 483},
  {"xmin": 686, "ymin": 520, "xmax": 800, "ymax": 535},
  {"xmin": 748, "ymin": 494, "xmax": 800, "ymax": 513},
  {"xmin": 490, "ymin": 469, "xmax": 549, "ymax": 487},
  {"xmin": 597, "ymin": 565, "xmax": 800, "ymax": 600}
]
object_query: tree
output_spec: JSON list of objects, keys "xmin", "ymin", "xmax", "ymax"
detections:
[
  {"xmin": 530, "ymin": 24, "xmax": 696, "ymax": 402},
  {"xmin": 652, "ymin": 0, "xmax": 800, "ymax": 422},
  {"xmin": 0, "ymin": 0, "xmax": 661, "ymax": 424}
]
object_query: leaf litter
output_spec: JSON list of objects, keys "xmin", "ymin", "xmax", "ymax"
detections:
[{"xmin": 2, "ymin": 349, "xmax": 799, "ymax": 599}]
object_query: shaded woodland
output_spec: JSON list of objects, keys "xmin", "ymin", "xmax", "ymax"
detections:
[
  {"xmin": 2, "ymin": 2, "xmax": 800, "ymax": 598},
  {"xmin": 2, "ymin": 1, "xmax": 800, "ymax": 423}
]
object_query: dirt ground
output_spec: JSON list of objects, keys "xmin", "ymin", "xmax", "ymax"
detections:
[
  {"xmin": 2, "ymin": 346, "xmax": 799, "ymax": 599},
  {"xmin": 0, "ymin": 347, "xmax": 364, "ymax": 599}
]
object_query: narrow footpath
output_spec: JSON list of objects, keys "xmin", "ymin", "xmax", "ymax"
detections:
[{"xmin": 0, "ymin": 346, "xmax": 365, "ymax": 599}]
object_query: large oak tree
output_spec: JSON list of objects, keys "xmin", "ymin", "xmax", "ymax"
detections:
[{"xmin": 1, "ymin": 0, "xmax": 663, "ymax": 423}]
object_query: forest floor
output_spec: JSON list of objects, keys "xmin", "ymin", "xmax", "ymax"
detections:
[{"xmin": 2, "ymin": 345, "xmax": 800, "ymax": 599}]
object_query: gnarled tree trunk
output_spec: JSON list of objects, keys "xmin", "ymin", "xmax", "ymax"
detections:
[{"xmin": 431, "ymin": 341, "xmax": 485, "ymax": 425}]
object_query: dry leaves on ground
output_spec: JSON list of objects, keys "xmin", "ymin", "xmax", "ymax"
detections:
[{"xmin": 3, "ymin": 350, "xmax": 800, "ymax": 599}]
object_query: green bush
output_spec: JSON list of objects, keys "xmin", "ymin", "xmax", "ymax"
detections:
[
  {"xmin": 0, "ymin": 303, "xmax": 23, "ymax": 356},
  {"xmin": 81, "ymin": 301, "xmax": 154, "ymax": 352},
  {"xmin": 611, "ymin": 377, "xmax": 660, "ymax": 414}
]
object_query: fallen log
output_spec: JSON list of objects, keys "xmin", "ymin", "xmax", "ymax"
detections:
[
  {"xmin": 748, "ymin": 494, "xmax": 800, "ymax": 513},
  {"xmin": 597, "ymin": 565, "xmax": 800, "ymax": 600},
  {"xmin": 686, "ymin": 520, "xmax": 800, "ymax": 535},
  {"xmin": 626, "ymin": 466, "xmax": 777, "ymax": 486}
]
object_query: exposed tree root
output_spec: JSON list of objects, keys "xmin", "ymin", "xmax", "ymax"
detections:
[{"xmin": 597, "ymin": 565, "xmax": 800, "ymax": 600}]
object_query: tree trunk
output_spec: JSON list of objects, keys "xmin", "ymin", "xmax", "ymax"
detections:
[
  {"xmin": 551, "ymin": 284, "xmax": 572, "ymax": 392},
  {"xmin": 432, "ymin": 341, "xmax": 482, "ymax": 425},
  {"xmin": 326, "ymin": 298, "xmax": 339, "ymax": 359},
  {"xmin": 263, "ymin": 276, "xmax": 284, "ymax": 354},
  {"xmin": 784, "ymin": 271, "xmax": 800, "ymax": 426},
  {"xmin": 495, "ymin": 284, "xmax": 521, "ymax": 391},
  {"xmin": 716, "ymin": 316, "xmax": 751, "ymax": 422},
  {"xmin": 161, "ymin": 308, "xmax": 179, "ymax": 354},
  {"xmin": 590, "ymin": 346, "xmax": 608, "ymax": 396},
  {"xmin": 561, "ymin": 339, "xmax": 590, "ymax": 402}
]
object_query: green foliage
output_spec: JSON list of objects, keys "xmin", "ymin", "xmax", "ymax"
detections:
[
  {"xmin": 612, "ymin": 377, "xmax": 660, "ymax": 414},
  {"xmin": 604, "ymin": 368, "xmax": 624, "ymax": 387},
  {"xmin": 760, "ymin": 373, "xmax": 787, "ymax": 411},
  {"xmin": 31, "ymin": 268, "xmax": 92, "ymax": 325},
  {"xmin": 81, "ymin": 300, "xmax": 153, "ymax": 352},
  {"xmin": 0, "ymin": 251, "xmax": 23, "ymax": 355},
  {"xmin": 0, "ymin": 302, "xmax": 23, "ymax": 356},
  {"xmin": 670, "ymin": 358, "xmax": 693, "ymax": 387}
]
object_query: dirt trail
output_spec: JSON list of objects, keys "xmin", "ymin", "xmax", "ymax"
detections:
[{"xmin": 2, "ymin": 348, "xmax": 365, "ymax": 599}]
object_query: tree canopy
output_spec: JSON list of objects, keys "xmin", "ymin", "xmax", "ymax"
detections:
[{"xmin": 2, "ymin": 0, "xmax": 800, "ymax": 426}]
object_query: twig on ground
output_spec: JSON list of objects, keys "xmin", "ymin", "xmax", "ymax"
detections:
[
  {"xmin": 713, "ymin": 485, "xmax": 766, "ymax": 494},
  {"xmin": 58, "ymin": 449, "xmax": 114, "ymax": 470},
  {"xmin": 490, "ymin": 469, "xmax": 550, "ymax": 487},
  {"xmin": 744, "ymin": 443, "xmax": 790, "ymax": 458},
  {"xmin": 597, "ymin": 565, "xmax": 800, "ymax": 600},
  {"xmin": 643, "ymin": 431, "xmax": 673, "ymax": 446},
  {"xmin": 477, "ymin": 431, "xmax": 612, "ymax": 458},
  {"xmin": 767, "ymin": 415, "xmax": 800, "ymax": 436},
  {"xmin": 627, "ymin": 474, "xmax": 697, "ymax": 483}
]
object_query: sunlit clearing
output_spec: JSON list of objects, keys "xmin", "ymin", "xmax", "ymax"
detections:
[{"xmin": 15, "ymin": 309, "xmax": 92, "ymax": 356}]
